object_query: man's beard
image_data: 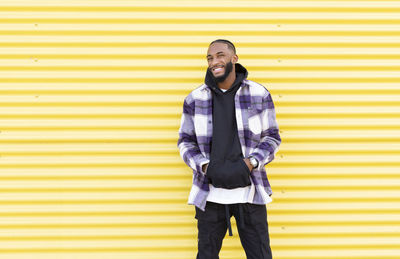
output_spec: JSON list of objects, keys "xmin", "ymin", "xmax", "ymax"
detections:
[{"xmin": 209, "ymin": 61, "xmax": 233, "ymax": 83}]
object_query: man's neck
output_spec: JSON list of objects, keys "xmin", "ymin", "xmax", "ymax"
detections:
[{"xmin": 217, "ymin": 72, "xmax": 236, "ymax": 90}]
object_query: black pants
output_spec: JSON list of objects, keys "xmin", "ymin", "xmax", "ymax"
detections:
[{"xmin": 195, "ymin": 202, "xmax": 272, "ymax": 259}]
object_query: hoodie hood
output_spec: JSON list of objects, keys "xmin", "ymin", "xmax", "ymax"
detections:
[{"xmin": 205, "ymin": 63, "xmax": 248, "ymax": 94}]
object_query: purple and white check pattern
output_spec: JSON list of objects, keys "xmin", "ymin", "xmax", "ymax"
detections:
[{"xmin": 178, "ymin": 79, "xmax": 281, "ymax": 211}]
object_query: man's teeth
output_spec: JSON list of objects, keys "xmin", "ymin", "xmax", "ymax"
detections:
[{"xmin": 214, "ymin": 67, "xmax": 223, "ymax": 72}]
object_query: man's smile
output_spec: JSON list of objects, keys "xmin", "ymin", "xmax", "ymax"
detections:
[{"xmin": 212, "ymin": 65, "xmax": 224, "ymax": 74}]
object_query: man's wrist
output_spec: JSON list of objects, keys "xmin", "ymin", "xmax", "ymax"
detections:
[{"xmin": 202, "ymin": 163, "xmax": 209, "ymax": 174}]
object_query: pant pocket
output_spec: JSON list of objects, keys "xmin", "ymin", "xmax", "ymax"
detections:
[
  {"xmin": 244, "ymin": 203, "xmax": 267, "ymax": 225},
  {"xmin": 195, "ymin": 202, "xmax": 225, "ymax": 222}
]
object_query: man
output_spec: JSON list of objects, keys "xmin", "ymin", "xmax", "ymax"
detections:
[{"xmin": 178, "ymin": 39, "xmax": 281, "ymax": 259}]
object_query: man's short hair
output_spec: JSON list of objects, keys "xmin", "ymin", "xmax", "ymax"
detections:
[{"xmin": 209, "ymin": 39, "xmax": 236, "ymax": 54}]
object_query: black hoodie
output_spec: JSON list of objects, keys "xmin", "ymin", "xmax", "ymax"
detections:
[{"xmin": 205, "ymin": 63, "xmax": 251, "ymax": 189}]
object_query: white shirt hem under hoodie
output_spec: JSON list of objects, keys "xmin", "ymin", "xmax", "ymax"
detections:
[{"xmin": 206, "ymin": 183, "xmax": 255, "ymax": 204}]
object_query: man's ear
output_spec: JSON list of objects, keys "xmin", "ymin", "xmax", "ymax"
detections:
[{"xmin": 232, "ymin": 54, "xmax": 238, "ymax": 64}]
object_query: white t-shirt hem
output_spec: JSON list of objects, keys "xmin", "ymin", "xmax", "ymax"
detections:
[{"xmin": 206, "ymin": 183, "xmax": 255, "ymax": 204}]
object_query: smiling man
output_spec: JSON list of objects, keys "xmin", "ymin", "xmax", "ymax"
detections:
[{"xmin": 178, "ymin": 39, "xmax": 281, "ymax": 259}]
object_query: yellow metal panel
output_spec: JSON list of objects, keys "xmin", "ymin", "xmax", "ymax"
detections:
[{"xmin": 0, "ymin": 0, "xmax": 399, "ymax": 258}]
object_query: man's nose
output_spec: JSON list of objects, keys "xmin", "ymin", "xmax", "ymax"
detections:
[{"xmin": 210, "ymin": 58, "xmax": 219, "ymax": 67}]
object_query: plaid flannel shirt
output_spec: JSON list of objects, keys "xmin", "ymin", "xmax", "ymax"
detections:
[{"xmin": 178, "ymin": 79, "xmax": 281, "ymax": 211}]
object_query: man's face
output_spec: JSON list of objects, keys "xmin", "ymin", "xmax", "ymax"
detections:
[{"xmin": 207, "ymin": 43, "xmax": 237, "ymax": 82}]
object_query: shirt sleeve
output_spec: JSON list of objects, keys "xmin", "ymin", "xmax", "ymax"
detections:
[
  {"xmin": 177, "ymin": 97, "xmax": 209, "ymax": 174},
  {"xmin": 250, "ymin": 92, "xmax": 281, "ymax": 169}
]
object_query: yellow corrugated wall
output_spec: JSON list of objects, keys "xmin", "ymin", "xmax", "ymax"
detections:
[{"xmin": 0, "ymin": 1, "xmax": 399, "ymax": 258}]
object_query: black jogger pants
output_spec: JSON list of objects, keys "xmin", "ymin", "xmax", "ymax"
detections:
[{"xmin": 195, "ymin": 201, "xmax": 272, "ymax": 259}]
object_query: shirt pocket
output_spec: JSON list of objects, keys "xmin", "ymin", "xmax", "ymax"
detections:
[{"xmin": 247, "ymin": 103, "xmax": 263, "ymax": 135}]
